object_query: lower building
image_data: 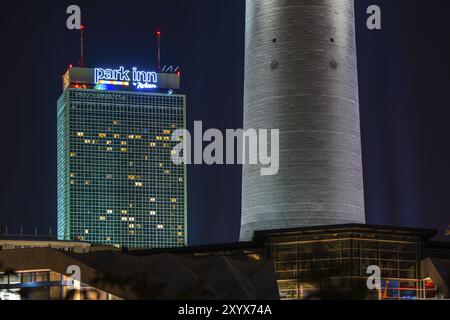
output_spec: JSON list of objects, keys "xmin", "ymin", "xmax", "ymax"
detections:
[
  {"xmin": 1, "ymin": 224, "xmax": 449, "ymax": 300},
  {"xmin": 0, "ymin": 242, "xmax": 277, "ymax": 300},
  {"xmin": 0, "ymin": 239, "xmax": 113, "ymax": 253},
  {"xmin": 133, "ymin": 224, "xmax": 450, "ymax": 300},
  {"xmin": 253, "ymin": 225, "xmax": 439, "ymax": 300}
]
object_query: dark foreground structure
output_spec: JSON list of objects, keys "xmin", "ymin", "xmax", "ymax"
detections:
[
  {"xmin": 1, "ymin": 224, "xmax": 449, "ymax": 300},
  {"xmin": 0, "ymin": 247, "xmax": 277, "ymax": 300}
]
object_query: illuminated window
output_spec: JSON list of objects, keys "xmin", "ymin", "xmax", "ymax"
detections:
[
  {"xmin": 121, "ymin": 217, "xmax": 128, "ymax": 221},
  {"xmin": 69, "ymin": 152, "xmax": 76, "ymax": 157},
  {"xmin": 99, "ymin": 216, "xmax": 106, "ymax": 221},
  {"xmin": 157, "ymin": 224, "xmax": 164, "ymax": 229},
  {"xmin": 121, "ymin": 141, "xmax": 127, "ymax": 145},
  {"xmin": 76, "ymin": 132, "xmax": 84, "ymax": 137},
  {"xmin": 120, "ymin": 147, "xmax": 128, "ymax": 152},
  {"xmin": 178, "ymin": 177, "xmax": 184, "ymax": 182},
  {"xmin": 149, "ymin": 197, "xmax": 156, "ymax": 202},
  {"xmin": 69, "ymin": 172, "xmax": 76, "ymax": 178},
  {"xmin": 171, "ymin": 198, "xmax": 177, "ymax": 203},
  {"xmin": 99, "ymin": 133, "xmax": 107, "ymax": 138},
  {"xmin": 106, "ymin": 209, "xmax": 113, "ymax": 214},
  {"xmin": 149, "ymin": 142, "xmax": 156, "ymax": 147},
  {"xmin": 135, "ymin": 182, "xmax": 143, "ymax": 187},
  {"xmin": 163, "ymin": 129, "xmax": 171, "ymax": 135},
  {"xmin": 129, "ymin": 224, "xmax": 135, "ymax": 228},
  {"xmin": 112, "ymin": 120, "xmax": 120, "ymax": 125},
  {"xmin": 85, "ymin": 180, "xmax": 92, "ymax": 185},
  {"xmin": 84, "ymin": 229, "xmax": 89, "ymax": 234},
  {"xmin": 106, "ymin": 140, "xmax": 112, "ymax": 145},
  {"xmin": 121, "ymin": 210, "xmax": 128, "ymax": 214},
  {"xmin": 150, "ymin": 210, "xmax": 156, "ymax": 216},
  {"xmin": 106, "ymin": 147, "xmax": 113, "ymax": 152},
  {"xmin": 113, "ymin": 134, "xmax": 120, "ymax": 139}
]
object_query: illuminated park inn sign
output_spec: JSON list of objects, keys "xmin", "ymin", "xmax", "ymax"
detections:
[
  {"xmin": 95, "ymin": 66, "xmax": 158, "ymax": 89},
  {"xmin": 62, "ymin": 66, "xmax": 180, "ymax": 91}
]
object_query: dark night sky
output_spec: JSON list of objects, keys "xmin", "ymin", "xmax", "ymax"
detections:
[{"xmin": 0, "ymin": 0, "xmax": 449, "ymax": 245}]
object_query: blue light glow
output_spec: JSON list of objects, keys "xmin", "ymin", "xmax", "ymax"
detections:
[
  {"xmin": 94, "ymin": 67, "xmax": 158, "ymax": 84},
  {"xmin": 94, "ymin": 66, "xmax": 159, "ymax": 91}
]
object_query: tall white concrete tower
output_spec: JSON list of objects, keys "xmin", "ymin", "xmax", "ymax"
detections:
[{"xmin": 240, "ymin": 0, "xmax": 365, "ymax": 240}]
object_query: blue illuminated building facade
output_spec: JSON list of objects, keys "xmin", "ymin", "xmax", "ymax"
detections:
[{"xmin": 57, "ymin": 66, "xmax": 186, "ymax": 248}]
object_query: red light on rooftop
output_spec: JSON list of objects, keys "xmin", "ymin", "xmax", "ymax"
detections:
[
  {"xmin": 156, "ymin": 31, "xmax": 161, "ymax": 37},
  {"xmin": 80, "ymin": 25, "xmax": 84, "ymax": 30},
  {"xmin": 176, "ymin": 71, "xmax": 181, "ymax": 77},
  {"xmin": 69, "ymin": 64, "xmax": 73, "ymax": 68}
]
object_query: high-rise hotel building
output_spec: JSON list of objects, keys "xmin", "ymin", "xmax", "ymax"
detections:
[{"xmin": 57, "ymin": 66, "xmax": 186, "ymax": 248}]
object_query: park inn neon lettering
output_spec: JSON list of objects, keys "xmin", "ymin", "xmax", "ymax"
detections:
[{"xmin": 94, "ymin": 66, "xmax": 158, "ymax": 85}]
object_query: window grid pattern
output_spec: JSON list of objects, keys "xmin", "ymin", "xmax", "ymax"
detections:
[
  {"xmin": 267, "ymin": 232, "xmax": 427, "ymax": 300},
  {"xmin": 57, "ymin": 89, "xmax": 187, "ymax": 248}
]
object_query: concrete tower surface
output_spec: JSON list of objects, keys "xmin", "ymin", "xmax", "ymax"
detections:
[{"xmin": 240, "ymin": 0, "xmax": 365, "ymax": 241}]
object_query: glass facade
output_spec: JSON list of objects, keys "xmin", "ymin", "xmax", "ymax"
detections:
[
  {"xmin": 57, "ymin": 88, "xmax": 187, "ymax": 248},
  {"xmin": 264, "ymin": 229, "xmax": 436, "ymax": 300}
]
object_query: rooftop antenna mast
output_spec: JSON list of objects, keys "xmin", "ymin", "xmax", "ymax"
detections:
[
  {"xmin": 156, "ymin": 30, "xmax": 161, "ymax": 71},
  {"xmin": 80, "ymin": 25, "xmax": 85, "ymax": 67}
]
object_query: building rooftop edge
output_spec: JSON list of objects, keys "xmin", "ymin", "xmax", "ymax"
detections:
[{"xmin": 252, "ymin": 223, "xmax": 438, "ymax": 242}]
